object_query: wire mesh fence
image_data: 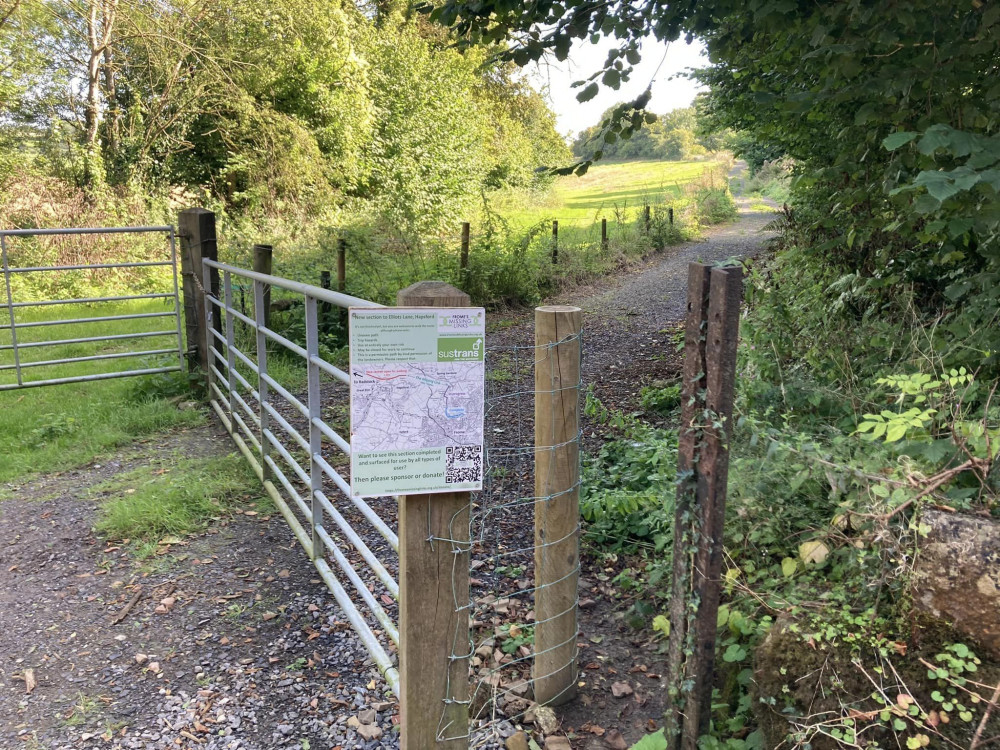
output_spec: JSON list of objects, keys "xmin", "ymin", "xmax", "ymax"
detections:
[{"xmin": 459, "ymin": 324, "xmax": 584, "ymax": 747}]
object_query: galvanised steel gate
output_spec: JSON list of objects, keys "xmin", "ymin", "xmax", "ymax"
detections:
[{"xmin": 0, "ymin": 226, "xmax": 185, "ymax": 390}]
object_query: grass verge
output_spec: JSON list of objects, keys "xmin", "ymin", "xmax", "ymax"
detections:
[{"xmin": 92, "ymin": 452, "xmax": 265, "ymax": 540}]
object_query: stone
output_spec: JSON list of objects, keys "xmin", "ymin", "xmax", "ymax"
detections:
[
  {"xmin": 533, "ymin": 705, "xmax": 559, "ymax": 735},
  {"xmin": 505, "ymin": 731, "xmax": 529, "ymax": 750},
  {"xmin": 357, "ymin": 708, "xmax": 376, "ymax": 725},
  {"xmin": 605, "ymin": 729, "xmax": 628, "ymax": 750},
  {"xmin": 356, "ymin": 723, "xmax": 383, "ymax": 741},
  {"xmin": 912, "ymin": 510, "xmax": 1000, "ymax": 658},
  {"xmin": 544, "ymin": 737, "xmax": 572, "ymax": 750},
  {"xmin": 610, "ymin": 681, "xmax": 633, "ymax": 698}
]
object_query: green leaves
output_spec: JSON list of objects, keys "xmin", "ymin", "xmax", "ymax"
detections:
[{"xmin": 883, "ymin": 131, "xmax": 918, "ymax": 150}]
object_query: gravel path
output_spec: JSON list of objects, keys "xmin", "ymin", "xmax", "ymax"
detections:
[{"xmin": 0, "ymin": 194, "xmax": 776, "ymax": 750}]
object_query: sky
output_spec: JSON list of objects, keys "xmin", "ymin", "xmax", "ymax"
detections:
[{"xmin": 527, "ymin": 37, "xmax": 709, "ymax": 138}]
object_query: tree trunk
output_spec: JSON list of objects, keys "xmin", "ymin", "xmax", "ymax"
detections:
[{"xmin": 102, "ymin": 0, "xmax": 119, "ymax": 159}]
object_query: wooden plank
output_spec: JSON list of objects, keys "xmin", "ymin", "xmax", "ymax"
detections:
[
  {"xmin": 533, "ymin": 304, "xmax": 583, "ymax": 706},
  {"xmin": 397, "ymin": 280, "xmax": 472, "ymax": 750}
]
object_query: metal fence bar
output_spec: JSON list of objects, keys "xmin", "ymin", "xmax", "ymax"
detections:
[
  {"xmin": 0, "ymin": 366, "xmax": 181, "ymax": 391},
  {"xmin": 0, "ymin": 348, "xmax": 178, "ymax": 371},
  {"xmin": 169, "ymin": 230, "xmax": 185, "ymax": 371},
  {"xmin": 199, "ymin": 251, "xmax": 403, "ymax": 703},
  {"xmin": 315, "ymin": 489, "xmax": 399, "ymax": 598},
  {"xmin": 254, "ymin": 278, "xmax": 271, "ymax": 481},
  {"xmin": 0, "ymin": 226, "xmax": 173, "ymax": 237},
  {"xmin": 0, "ymin": 311, "xmax": 176, "ymax": 330},
  {"xmin": 314, "ymin": 453, "xmax": 399, "ymax": 551},
  {"xmin": 0, "ymin": 330, "xmax": 176, "ymax": 351},
  {"xmin": 12, "ymin": 293, "xmax": 173, "ymax": 308},
  {"xmin": 5, "ymin": 261, "xmax": 173, "ymax": 273},
  {"xmin": 314, "ymin": 416, "xmax": 351, "ymax": 456},
  {"xmin": 305, "ymin": 295, "xmax": 324, "ymax": 560},
  {"xmin": 1, "ymin": 234, "xmax": 23, "ymax": 386},
  {"xmin": 223, "ymin": 271, "xmax": 238, "ymax": 421},
  {"xmin": 203, "ymin": 258, "xmax": 383, "ymax": 311}
]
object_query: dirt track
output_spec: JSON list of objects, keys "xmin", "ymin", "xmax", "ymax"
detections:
[{"xmin": 0, "ymin": 194, "xmax": 776, "ymax": 750}]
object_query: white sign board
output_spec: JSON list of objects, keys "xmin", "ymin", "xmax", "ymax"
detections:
[{"xmin": 348, "ymin": 307, "xmax": 486, "ymax": 498}]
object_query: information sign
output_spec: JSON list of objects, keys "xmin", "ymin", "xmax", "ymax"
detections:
[{"xmin": 348, "ymin": 307, "xmax": 486, "ymax": 497}]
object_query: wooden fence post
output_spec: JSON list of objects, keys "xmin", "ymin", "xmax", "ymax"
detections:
[
  {"xmin": 320, "ymin": 271, "xmax": 332, "ymax": 333},
  {"xmin": 337, "ymin": 238, "xmax": 348, "ymax": 330},
  {"xmin": 664, "ymin": 264, "xmax": 743, "ymax": 749},
  {"xmin": 460, "ymin": 222, "xmax": 470, "ymax": 274},
  {"xmin": 253, "ymin": 244, "xmax": 273, "ymax": 329},
  {"xmin": 397, "ymin": 281, "xmax": 471, "ymax": 750},
  {"xmin": 644, "ymin": 204, "xmax": 651, "ymax": 233},
  {"xmin": 178, "ymin": 208, "xmax": 219, "ymax": 379},
  {"xmin": 551, "ymin": 220, "xmax": 559, "ymax": 264},
  {"xmin": 601, "ymin": 218, "xmax": 608, "ymax": 252},
  {"xmin": 668, "ymin": 207, "xmax": 675, "ymax": 226},
  {"xmin": 533, "ymin": 304, "xmax": 583, "ymax": 706}
]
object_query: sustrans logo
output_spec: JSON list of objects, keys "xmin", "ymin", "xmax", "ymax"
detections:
[{"xmin": 438, "ymin": 337, "xmax": 483, "ymax": 362}]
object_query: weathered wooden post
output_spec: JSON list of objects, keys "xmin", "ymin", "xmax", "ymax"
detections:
[
  {"xmin": 601, "ymin": 218, "xmax": 608, "ymax": 252},
  {"xmin": 178, "ymin": 208, "xmax": 219, "ymax": 378},
  {"xmin": 551, "ymin": 220, "xmax": 559, "ymax": 264},
  {"xmin": 320, "ymin": 271, "xmax": 332, "ymax": 333},
  {"xmin": 664, "ymin": 264, "xmax": 743, "ymax": 749},
  {"xmin": 668, "ymin": 207, "xmax": 675, "ymax": 226},
  {"xmin": 644, "ymin": 204, "xmax": 651, "ymax": 233},
  {"xmin": 397, "ymin": 281, "xmax": 472, "ymax": 750},
  {"xmin": 253, "ymin": 244, "xmax": 273, "ymax": 329},
  {"xmin": 460, "ymin": 222, "xmax": 470, "ymax": 275},
  {"xmin": 533, "ymin": 304, "xmax": 583, "ymax": 706},
  {"xmin": 337, "ymin": 238, "xmax": 348, "ymax": 330}
]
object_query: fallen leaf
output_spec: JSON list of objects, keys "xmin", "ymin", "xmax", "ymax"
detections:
[
  {"xmin": 611, "ymin": 681, "xmax": 633, "ymax": 698},
  {"xmin": 799, "ymin": 540, "xmax": 830, "ymax": 565},
  {"xmin": 24, "ymin": 668, "xmax": 35, "ymax": 694}
]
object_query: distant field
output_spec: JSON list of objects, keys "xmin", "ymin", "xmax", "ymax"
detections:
[{"xmin": 500, "ymin": 159, "xmax": 720, "ymax": 230}]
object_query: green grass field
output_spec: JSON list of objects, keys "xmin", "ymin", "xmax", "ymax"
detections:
[
  {"xmin": 498, "ymin": 159, "xmax": 720, "ymax": 230},
  {"xmin": 0, "ymin": 298, "xmax": 201, "ymax": 483}
]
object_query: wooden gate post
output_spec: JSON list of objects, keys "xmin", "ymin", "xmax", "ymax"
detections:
[
  {"xmin": 337, "ymin": 238, "xmax": 348, "ymax": 330},
  {"xmin": 397, "ymin": 281, "xmax": 472, "ymax": 750},
  {"xmin": 664, "ymin": 264, "xmax": 743, "ymax": 749},
  {"xmin": 178, "ymin": 208, "xmax": 219, "ymax": 378},
  {"xmin": 460, "ymin": 222, "xmax": 470, "ymax": 274},
  {"xmin": 533, "ymin": 304, "xmax": 583, "ymax": 706},
  {"xmin": 252, "ymin": 244, "xmax": 273, "ymax": 329}
]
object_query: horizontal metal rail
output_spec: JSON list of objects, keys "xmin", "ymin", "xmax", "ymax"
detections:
[
  {"xmin": 0, "ymin": 366, "xmax": 180, "ymax": 391},
  {"xmin": 0, "ymin": 329, "xmax": 176, "ymax": 351},
  {"xmin": 0, "ymin": 311, "xmax": 175, "ymax": 330},
  {"xmin": 0, "ymin": 226, "xmax": 173, "ymax": 237},
  {"xmin": 12, "ymin": 293, "xmax": 173, "ymax": 308},
  {"xmin": 203, "ymin": 258, "xmax": 383, "ymax": 311},
  {"xmin": 5, "ymin": 261, "xmax": 173, "ymax": 273},
  {"xmin": 202, "ymin": 262, "xmax": 401, "ymax": 699},
  {"xmin": 0, "ymin": 348, "xmax": 177, "ymax": 372}
]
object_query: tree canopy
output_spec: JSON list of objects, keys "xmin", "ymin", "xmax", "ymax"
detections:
[{"xmin": 1, "ymin": 0, "xmax": 569, "ymax": 236}]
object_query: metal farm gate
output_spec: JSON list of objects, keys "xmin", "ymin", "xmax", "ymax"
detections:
[{"xmin": 0, "ymin": 226, "xmax": 184, "ymax": 390}]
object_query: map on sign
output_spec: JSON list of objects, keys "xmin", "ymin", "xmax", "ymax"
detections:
[{"xmin": 348, "ymin": 307, "xmax": 486, "ymax": 498}]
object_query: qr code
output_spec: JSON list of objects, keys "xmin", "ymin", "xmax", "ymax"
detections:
[{"xmin": 445, "ymin": 445, "xmax": 483, "ymax": 484}]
